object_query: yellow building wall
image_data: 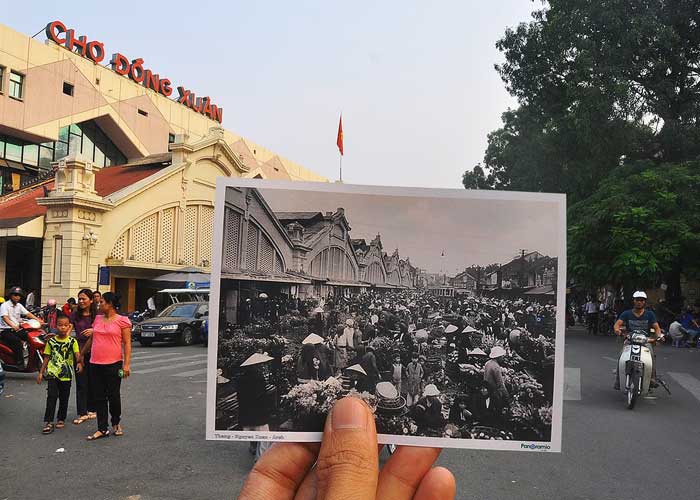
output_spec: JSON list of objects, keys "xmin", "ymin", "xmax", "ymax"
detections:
[{"xmin": 0, "ymin": 22, "xmax": 326, "ymax": 183}]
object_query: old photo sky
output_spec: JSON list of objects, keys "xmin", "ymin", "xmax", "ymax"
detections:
[{"xmin": 259, "ymin": 187, "xmax": 561, "ymax": 275}]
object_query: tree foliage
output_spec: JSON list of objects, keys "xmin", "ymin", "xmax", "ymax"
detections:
[
  {"xmin": 569, "ymin": 161, "xmax": 700, "ymax": 289},
  {"xmin": 465, "ymin": 1, "xmax": 700, "ymax": 298},
  {"xmin": 465, "ymin": 0, "xmax": 700, "ymax": 198}
]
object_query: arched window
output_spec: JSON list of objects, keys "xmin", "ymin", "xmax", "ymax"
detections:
[
  {"xmin": 244, "ymin": 222, "xmax": 284, "ymax": 272},
  {"xmin": 310, "ymin": 247, "xmax": 356, "ymax": 281},
  {"xmin": 366, "ymin": 262, "xmax": 384, "ymax": 284}
]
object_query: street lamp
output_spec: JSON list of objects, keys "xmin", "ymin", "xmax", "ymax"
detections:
[{"xmin": 82, "ymin": 230, "xmax": 98, "ymax": 246}]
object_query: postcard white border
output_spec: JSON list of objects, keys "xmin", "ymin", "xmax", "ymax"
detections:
[{"xmin": 206, "ymin": 178, "xmax": 566, "ymax": 453}]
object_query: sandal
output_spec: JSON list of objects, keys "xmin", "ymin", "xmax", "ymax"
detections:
[
  {"xmin": 42, "ymin": 423, "xmax": 54, "ymax": 434},
  {"xmin": 73, "ymin": 415, "xmax": 90, "ymax": 425},
  {"xmin": 55, "ymin": 421, "xmax": 65, "ymax": 429},
  {"xmin": 87, "ymin": 430, "xmax": 110, "ymax": 441},
  {"xmin": 87, "ymin": 412, "xmax": 97, "ymax": 420},
  {"xmin": 113, "ymin": 424, "xmax": 124, "ymax": 436}
]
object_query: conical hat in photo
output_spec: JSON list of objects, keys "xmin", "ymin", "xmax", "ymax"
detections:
[
  {"xmin": 489, "ymin": 346, "xmax": 507, "ymax": 359},
  {"xmin": 423, "ymin": 384, "xmax": 440, "ymax": 397},
  {"xmin": 376, "ymin": 381, "xmax": 399, "ymax": 399},
  {"xmin": 469, "ymin": 348, "xmax": 487, "ymax": 356},
  {"xmin": 302, "ymin": 333, "xmax": 324, "ymax": 345},
  {"xmin": 313, "ymin": 306, "xmax": 324, "ymax": 313},
  {"xmin": 216, "ymin": 368, "xmax": 230, "ymax": 384},
  {"xmin": 414, "ymin": 329, "xmax": 429, "ymax": 340},
  {"xmin": 462, "ymin": 326, "xmax": 479, "ymax": 334},
  {"xmin": 346, "ymin": 364, "xmax": 367, "ymax": 376},
  {"xmin": 346, "ymin": 318, "xmax": 355, "ymax": 326},
  {"xmin": 444, "ymin": 324, "xmax": 458, "ymax": 334},
  {"xmin": 240, "ymin": 352, "xmax": 273, "ymax": 367}
]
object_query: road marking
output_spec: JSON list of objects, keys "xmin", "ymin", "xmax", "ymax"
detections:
[
  {"xmin": 130, "ymin": 354, "xmax": 207, "ymax": 369},
  {"xmin": 132, "ymin": 359, "xmax": 207, "ymax": 374},
  {"xmin": 667, "ymin": 372, "xmax": 700, "ymax": 403},
  {"xmin": 129, "ymin": 352, "xmax": 183, "ymax": 361},
  {"xmin": 564, "ymin": 367, "xmax": 581, "ymax": 400},
  {"xmin": 173, "ymin": 368, "xmax": 208, "ymax": 377},
  {"xmin": 602, "ymin": 356, "xmax": 618, "ymax": 363}
]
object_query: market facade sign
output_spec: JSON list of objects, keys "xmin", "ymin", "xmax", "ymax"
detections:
[{"xmin": 45, "ymin": 20, "xmax": 224, "ymax": 124}]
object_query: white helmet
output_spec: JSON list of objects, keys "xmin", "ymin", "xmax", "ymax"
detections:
[{"xmin": 632, "ymin": 291, "xmax": 647, "ymax": 299}]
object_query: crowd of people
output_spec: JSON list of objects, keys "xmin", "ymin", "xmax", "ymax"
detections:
[
  {"xmin": 578, "ymin": 294, "xmax": 700, "ymax": 348},
  {"xmin": 0, "ymin": 287, "xmax": 131, "ymax": 440},
  {"xmin": 219, "ymin": 288, "xmax": 557, "ymax": 445}
]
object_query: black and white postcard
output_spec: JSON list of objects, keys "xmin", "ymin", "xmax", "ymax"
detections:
[{"xmin": 206, "ymin": 179, "xmax": 565, "ymax": 452}]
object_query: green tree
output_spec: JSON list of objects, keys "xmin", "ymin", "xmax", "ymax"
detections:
[
  {"xmin": 569, "ymin": 161, "xmax": 700, "ymax": 305},
  {"xmin": 465, "ymin": 0, "xmax": 700, "ymax": 200},
  {"xmin": 465, "ymin": 0, "xmax": 700, "ymax": 304}
]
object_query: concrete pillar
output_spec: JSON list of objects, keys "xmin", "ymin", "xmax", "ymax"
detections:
[
  {"xmin": 224, "ymin": 288, "xmax": 239, "ymax": 324},
  {"xmin": 37, "ymin": 156, "xmax": 112, "ymax": 304},
  {"xmin": 0, "ymin": 239, "xmax": 6, "ymax": 295},
  {"xmin": 127, "ymin": 278, "xmax": 136, "ymax": 312}
]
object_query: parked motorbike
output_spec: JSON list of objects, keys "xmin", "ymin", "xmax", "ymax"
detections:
[
  {"xmin": 128, "ymin": 310, "xmax": 154, "ymax": 324},
  {"xmin": 0, "ymin": 319, "xmax": 51, "ymax": 373},
  {"xmin": 617, "ymin": 330, "xmax": 670, "ymax": 409}
]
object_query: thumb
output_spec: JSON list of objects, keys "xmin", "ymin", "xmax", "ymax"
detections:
[{"xmin": 316, "ymin": 396, "xmax": 378, "ymax": 500}]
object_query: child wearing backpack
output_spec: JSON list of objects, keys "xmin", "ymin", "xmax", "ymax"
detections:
[{"xmin": 37, "ymin": 314, "xmax": 83, "ymax": 434}]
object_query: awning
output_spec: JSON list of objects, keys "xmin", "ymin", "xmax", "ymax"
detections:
[
  {"xmin": 0, "ymin": 215, "xmax": 44, "ymax": 238},
  {"xmin": 0, "ymin": 158, "xmax": 27, "ymax": 171},
  {"xmin": 372, "ymin": 283, "xmax": 403, "ymax": 289},
  {"xmin": 221, "ymin": 269, "xmax": 312, "ymax": 285},
  {"xmin": 524, "ymin": 285, "xmax": 555, "ymax": 295},
  {"xmin": 326, "ymin": 280, "xmax": 366, "ymax": 288}
]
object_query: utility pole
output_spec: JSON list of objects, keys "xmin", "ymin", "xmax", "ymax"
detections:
[{"xmin": 518, "ymin": 249, "xmax": 527, "ymax": 288}]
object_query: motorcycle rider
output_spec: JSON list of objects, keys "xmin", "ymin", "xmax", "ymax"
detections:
[
  {"xmin": 612, "ymin": 291, "xmax": 664, "ymax": 390},
  {"xmin": 0, "ymin": 286, "xmax": 43, "ymax": 366},
  {"xmin": 43, "ymin": 299, "xmax": 59, "ymax": 333}
]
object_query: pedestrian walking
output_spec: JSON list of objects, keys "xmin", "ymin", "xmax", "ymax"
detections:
[
  {"xmin": 37, "ymin": 315, "xmax": 82, "ymax": 434},
  {"xmin": 391, "ymin": 353, "xmax": 404, "ymax": 395},
  {"xmin": 405, "ymin": 352, "xmax": 424, "ymax": 407},
  {"xmin": 80, "ymin": 292, "xmax": 132, "ymax": 441},
  {"xmin": 70, "ymin": 288, "xmax": 97, "ymax": 425},
  {"xmin": 585, "ymin": 297, "xmax": 599, "ymax": 335}
]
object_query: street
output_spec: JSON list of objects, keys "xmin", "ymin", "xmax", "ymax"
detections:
[{"xmin": 2, "ymin": 328, "xmax": 699, "ymax": 500}]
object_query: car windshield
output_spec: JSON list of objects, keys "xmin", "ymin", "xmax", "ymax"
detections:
[{"xmin": 159, "ymin": 304, "xmax": 198, "ymax": 318}]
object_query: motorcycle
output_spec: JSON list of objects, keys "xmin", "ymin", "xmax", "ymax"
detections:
[
  {"xmin": 0, "ymin": 319, "xmax": 51, "ymax": 373},
  {"xmin": 128, "ymin": 309, "xmax": 154, "ymax": 324},
  {"xmin": 617, "ymin": 330, "xmax": 670, "ymax": 409}
]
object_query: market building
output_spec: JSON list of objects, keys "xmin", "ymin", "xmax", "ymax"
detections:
[
  {"xmin": 0, "ymin": 20, "xmax": 326, "ymax": 310},
  {"xmin": 219, "ymin": 187, "xmax": 417, "ymax": 324}
]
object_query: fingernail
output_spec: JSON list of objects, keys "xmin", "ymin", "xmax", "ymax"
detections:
[{"xmin": 331, "ymin": 397, "xmax": 367, "ymax": 430}]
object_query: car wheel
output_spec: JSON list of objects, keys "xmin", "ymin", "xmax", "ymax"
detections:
[
  {"xmin": 179, "ymin": 327, "xmax": 194, "ymax": 346},
  {"xmin": 140, "ymin": 340, "xmax": 153, "ymax": 347}
]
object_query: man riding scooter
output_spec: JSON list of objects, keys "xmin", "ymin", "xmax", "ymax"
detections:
[
  {"xmin": 613, "ymin": 291, "xmax": 664, "ymax": 390},
  {"xmin": 0, "ymin": 286, "xmax": 43, "ymax": 367}
]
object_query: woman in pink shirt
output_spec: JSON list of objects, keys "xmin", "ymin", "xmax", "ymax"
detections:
[{"xmin": 80, "ymin": 292, "xmax": 132, "ymax": 441}]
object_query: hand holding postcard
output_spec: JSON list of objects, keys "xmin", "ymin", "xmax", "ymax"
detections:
[{"xmin": 206, "ymin": 179, "xmax": 565, "ymax": 452}]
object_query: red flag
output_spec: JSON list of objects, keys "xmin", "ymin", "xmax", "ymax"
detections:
[{"xmin": 336, "ymin": 115, "xmax": 344, "ymax": 156}]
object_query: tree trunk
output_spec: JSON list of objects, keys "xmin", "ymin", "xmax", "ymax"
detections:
[
  {"xmin": 664, "ymin": 265, "xmax": 683, "ymax": 315},
  {"xmin": 622, "ymin": 283, "xmax": 635, "ymax": 310}
]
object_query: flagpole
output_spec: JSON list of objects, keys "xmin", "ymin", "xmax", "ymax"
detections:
[{"xmin": 337, "ymin": 112, "xmax": 344, "ymax": 182}]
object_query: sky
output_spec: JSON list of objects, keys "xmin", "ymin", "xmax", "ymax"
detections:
[
  {"xmin": 9, "ymin": 1, "xmax": 538, "ymax": 188},
  {"xmin": 258, "ymin": 186, "xmax": 562, "ymax": 275}
]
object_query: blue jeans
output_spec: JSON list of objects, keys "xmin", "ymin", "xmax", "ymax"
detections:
[{"xmin": 686, "ymin": 328, "xmax": 700, "ymax": 340}]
